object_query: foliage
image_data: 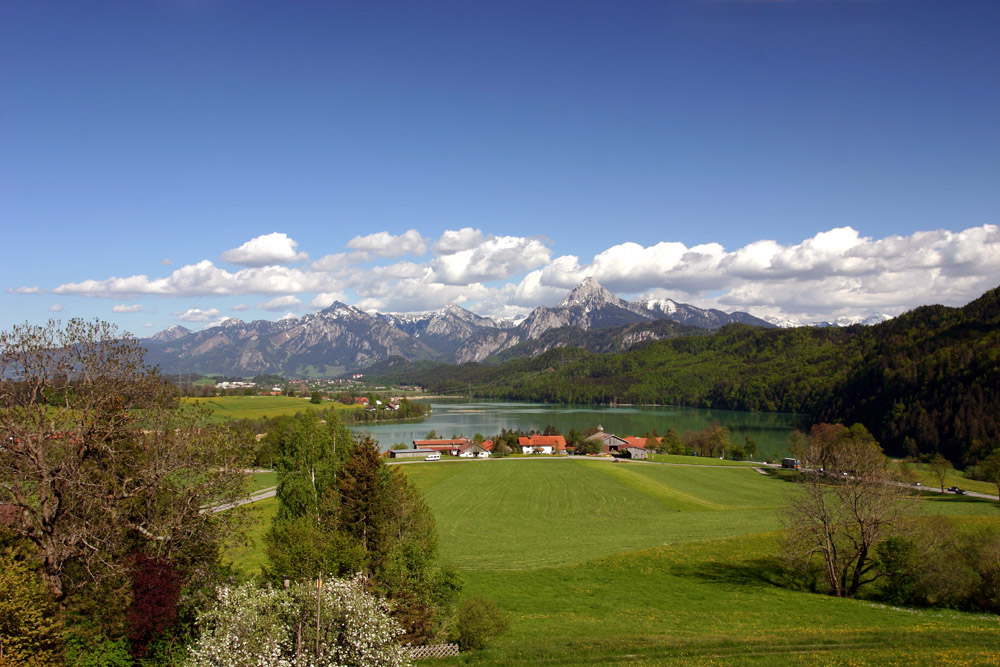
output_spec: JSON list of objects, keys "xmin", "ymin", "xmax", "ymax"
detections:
[
  {"xmin": 126, "ymin": 554, "xmax": 182, "ymax": 659},
  {"xmin": 928, "ymin": 452, "xmax": 952, "ymax": 493},
  {"xmin": 0, "ymin": 319, "xmax": 253, "ymax": 610},
  {"xmin": 782, "ymin": 424, "xmax": 911, "ymax": 598},
  {"xmin": 266, "ymin": 419, "xmax": 459, "ymax": 645},
  {"xmin": 875, "ymin": 519, "xmax": 1000, "ymax": 613},
  {"xmin": 979, "ymin": 448, "xmax": 1000, "ymax": 500},
  {"xmin": 0, "ymin": 547, "xmax": 62, "ymax": 666},
  {"xmin": 183, "ymin": 575, "xmax": 409, "ymax": 667},
  {"xmin": 455, "ymin": 597, "xmax": 508, "ymax": 651}
]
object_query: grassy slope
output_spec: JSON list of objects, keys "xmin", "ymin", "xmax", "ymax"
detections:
[
  {"xmin": 222, "ymin": 495, "xmax": 279, "ymax": 575},
  {"xmin": 403, "ymin": 459, "xmax": 1000, "ymax": 666},
  {"xmin": 183, "ymin": 395, "xmax": 356, "ymax": 423}
]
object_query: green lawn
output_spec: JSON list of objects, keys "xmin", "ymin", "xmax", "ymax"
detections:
[
  {"xmin": 894, "ymin": 460, "xmax": 998, "ymax": 496},
  {"xmin": 400, "ymin": 458, "xmax": 1000, "ymax": 665},
  {"xmin": 183, "ymin": 395, "xmax": 357, "ymax": 423},
  {"xmin": 250, "ymin": 470, "xmax": 277, "ymax": 493},
  {"xmin": 223, "ymin": 496, "xmax": 279, "ymax": 575}
]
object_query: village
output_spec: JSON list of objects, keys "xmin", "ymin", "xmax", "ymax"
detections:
[{"xmin": 388, "ymin": 427, "xmax": 652, "ymax": 461}]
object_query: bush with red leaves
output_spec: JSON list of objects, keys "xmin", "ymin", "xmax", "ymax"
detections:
[{"xmin": 127, "ymin": 554, "xmax": 182, "ymax": 658}]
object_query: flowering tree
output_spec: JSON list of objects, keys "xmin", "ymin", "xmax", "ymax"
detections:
[{"xmin": 184, "ymin": 575, "xmax": 409, "ymax": 667}]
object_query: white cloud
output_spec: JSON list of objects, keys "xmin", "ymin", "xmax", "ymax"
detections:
[
  {"xmin": 257, "ymin": 295, "xmax": 302, "ymax": 312},
  {"xmin": 310, "ymin": 291, "xmax": 347, "ymax": 309},
  {"xmin": 160, "ymin": 258, "xmax": 173, "ymax": 265},
  {"xmin": 111, "ymin": 304, "xmax": 144, "ymax": 313},
  {"xmin": 433, "ymin": 228, "xmax": 484, "ymax": 254},
  {"xmin": 17, "ymin": 223, "xmax": 1000, "ymax": 324},
  {"xmin": 355, "ymin": 279, "xmax": 492, "ymax": 313},
  {"xmin": 51, "ymin": 260, "xmax": 329, "ymax": 298},
  {"xmin": 311, "ymin": 251, "xmax": 369, "ymax": 272},
  {"xmin": 430, "ymin": 234, "xmax": 551, "ymax": 285},
  {"xmin": 48, "ymin": 304, "xmax": 63, "ymax": 312},
  {"xmin": 230, "ymin": 303, "xmax": 251, "ymax": 311},
  {"xmin": 174, "ymin": 307, "xmax": 220, "ymax": 322},
  {"xmin": 347, "ymin": 229, "xmax": 428, "ymax": 257},
  {"xmin": 221, "ymin": 232, "xmax": 308, "ymax": 267}
]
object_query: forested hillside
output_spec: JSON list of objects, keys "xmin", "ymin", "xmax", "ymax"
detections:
[
  {"xmin": 815, "ymin": 286, "xmax": 1000, "ymax": 465},
  {"xmin": 367, "ymin": 286, "xmax": 1000, "ymax": 465}
]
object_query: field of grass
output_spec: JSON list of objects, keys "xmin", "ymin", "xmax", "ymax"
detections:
[
  {"xmin": 250, "ymin": 470, "xmax": 277, "ymax": 493},
  {"xmin": 895, "ymin": 460, "xmax": 998, "ymax": 496},
  {"xmin": 223, "ymin": 496, "xmax": 279, "ymax": 575},
  {"xmin": 183, "ymin": 395, "xmax": 357, "ymax": 423},
  {"xmin": 400, "ymin": 458, "xmax": 1000, "ymax": 665}
]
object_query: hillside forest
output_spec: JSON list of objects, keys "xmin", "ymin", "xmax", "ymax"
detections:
[{"xmin": 365, "ymin": 285, "xmax": 1000, "ymax": 467}]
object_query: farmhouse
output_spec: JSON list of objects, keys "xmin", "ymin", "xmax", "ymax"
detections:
[
  {"xmin": 517, "ymin": 434, "xmax": 567, "ymax": 455},
  {"xmin": 456, "ymin": 442, "xmax": 491, "ymax": 458},
  {"xmin": 413, "ymin": 438, "xmax": 470, "ymax": 456},
  {"xmin": 587, "ymin": 427, "xmax": 628, "ymax": 453}
]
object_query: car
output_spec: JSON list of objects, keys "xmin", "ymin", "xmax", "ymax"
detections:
[
  {"xmin": 954, "ymin": 488, "xmax": 966, "ymax": 495},
  {"xmin": 914, "ymin": 481, "xmax": 922, "ymax": 487},
  {"xmin": 948, "ymin": 486, "xmax": 960, "ymax": 492}
]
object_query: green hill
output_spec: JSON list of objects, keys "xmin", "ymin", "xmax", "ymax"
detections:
[{"xmin": 400, "ymin": 458, "xmax": 1000, "ymax": 665}]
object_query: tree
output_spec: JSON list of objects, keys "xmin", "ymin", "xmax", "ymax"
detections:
[
  {"xmin": 0, "ymin": 320, "xmax": 252, "ymax": 605},
  {"xmin": 184, "ymin": 575, "xmax": 409, "ymax": 667},
  {"xmin": 928, "ymin": 452, "xmax": 951, "ymax": 493},
  {"xmin": 267, "ymin": 432, "xmax": 459, "ymax": 645},
  {"xmin": 783, "ymin": 424, "xmax": 911, "ymax": 598},
  {"xmin": 310, "ymin": 390, "xmax": 322, "ymax": 404},
  {"xmin": 979, "ymin": 448, "xmax": 1000, "ymax": 501},
  {"xmin": 0, "ymin": 547, "xmax": 62, "ymax": 665}
]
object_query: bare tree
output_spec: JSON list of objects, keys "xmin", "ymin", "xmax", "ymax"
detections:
[
  {"xmin": 783, "ymin": 424, "xmax": 911, "ymax": 598},
  {"xmin": 0, "ymin": 319, "xmax": 252, "ymax": 603}
]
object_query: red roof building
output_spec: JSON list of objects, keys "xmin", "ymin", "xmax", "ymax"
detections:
[{"xmin": 517, "ymin": 435, "xmax": 567, "ymax": 454}]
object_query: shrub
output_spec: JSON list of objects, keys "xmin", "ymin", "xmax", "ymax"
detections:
[
  {"xmin": 184, "ymin": 574, "xmax": 409, "ymax": 667},
  {"xmin": 456, "ymin": 597, "xmax": 508, "ymax": 652}
]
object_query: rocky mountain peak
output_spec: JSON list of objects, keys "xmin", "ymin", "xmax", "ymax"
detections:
[
  {"xmin": 147, "ymin": 324, "xmax": 192, "ymax": 343},
  {"xmin": 557, "ymin": 277, "xmax": 621, "ymax": 310}
]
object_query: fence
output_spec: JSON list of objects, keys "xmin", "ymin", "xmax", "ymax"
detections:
[{"xmin": 409, "ymin": 643, "xmax": 460, "ymax": 660}]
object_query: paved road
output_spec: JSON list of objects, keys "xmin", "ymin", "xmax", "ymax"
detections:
[{"xmin": 206, "ymin": 485, "xmax": 276, "ymax": 514}]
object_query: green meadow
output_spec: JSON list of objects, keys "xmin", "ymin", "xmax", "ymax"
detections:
[
  {"xmin": 399, "ymin": 458, "xmax": 1000, "ymax": 665},
  {"xmin": 183, "ymin": 395, "xmax": 356, "ymax": 423}
]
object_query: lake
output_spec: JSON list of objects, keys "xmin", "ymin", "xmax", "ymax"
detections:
[{"xmin": 349, "ymin": 399, "xmax": 803, "ymax": 460}]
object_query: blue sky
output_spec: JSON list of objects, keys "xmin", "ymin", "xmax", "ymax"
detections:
[{"xmin": 3, "ymin": 0, "xmax": 999, "ymax": 333}]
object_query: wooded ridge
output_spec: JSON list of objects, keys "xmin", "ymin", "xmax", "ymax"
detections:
[{"xmin": 364, "ymin": 285, "xmax": 1000, "ymax": 466}]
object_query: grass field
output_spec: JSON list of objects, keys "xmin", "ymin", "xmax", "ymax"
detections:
[
  {"xmin": 183, "ymin": 395, "xmax": 357, "ymax": 423},
  {"xmin": 399, "ymin": 458, "xmax": 1000, "ymax": 665},
  {"xmin": 894, "ymin": 460, "xmax": 998, "ymax": 496}
]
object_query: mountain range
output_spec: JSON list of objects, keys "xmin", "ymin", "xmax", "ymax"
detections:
[{"xmin": 141, "ymin": 278, "xmax": 888, "ymax": 377}]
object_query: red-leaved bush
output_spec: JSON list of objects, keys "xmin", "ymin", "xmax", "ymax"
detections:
[{"xmin": 127, "ymin": 554, "xmax": 182, "ymax": 658}]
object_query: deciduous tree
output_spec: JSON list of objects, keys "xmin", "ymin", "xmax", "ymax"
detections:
[
  {"xmin": 0, "ymin": 320, "xmax": 251, "ymax": 605},
  {"xmin": 783, "ymin": 424, "xmax": 910, "ymax": 598},
  {"xmin": 928, "ymin": 452, "xmax": 951, "ymax": 493}
]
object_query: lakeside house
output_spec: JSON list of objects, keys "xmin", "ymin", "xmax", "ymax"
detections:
[
  {"xmin": 517, "ymin": 434, "xmax": 567, "ymax": 455},
  {"xmin": 587, "ymin": 426, "xmax": 628, "ymax": 453},
  {"xmin": 411, "ymin": 438, "xmax": 494, "ymax": 458}
]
